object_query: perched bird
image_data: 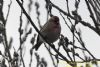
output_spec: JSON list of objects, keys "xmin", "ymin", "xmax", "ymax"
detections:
[{"xmin": 35, "ymin": 16, "xmax": 61, "ymax": 50}]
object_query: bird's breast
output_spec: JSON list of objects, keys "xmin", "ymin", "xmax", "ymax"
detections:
[{"xmin": 46, "ymin": 25, "xmax": 61, "ymax": 43}]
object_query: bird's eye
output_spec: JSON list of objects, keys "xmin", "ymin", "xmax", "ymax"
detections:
[{"xmin": 54, "ymin": 21, "xmax": 59, "ymax": 25}]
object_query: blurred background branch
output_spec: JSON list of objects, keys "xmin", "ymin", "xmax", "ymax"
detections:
[{"xmin": 0, "ymin": 0, "xmax": 100, "ymax": 67}]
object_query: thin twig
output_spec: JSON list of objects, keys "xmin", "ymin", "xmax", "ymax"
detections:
[{"xmin": 5, "ymin": 0, "xmax": 12, "ymax": 22}]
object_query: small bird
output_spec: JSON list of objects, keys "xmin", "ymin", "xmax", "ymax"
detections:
[{"xmin": 35, "ymin": 16, "xmax": 61, "ymax": 50}]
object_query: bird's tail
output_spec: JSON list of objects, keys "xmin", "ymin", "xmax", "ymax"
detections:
[{"xmin": 35, "ymin": 41, "xmax": 42, "ymax": 50}]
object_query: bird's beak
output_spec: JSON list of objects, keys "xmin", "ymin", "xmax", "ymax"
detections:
[{"xmin": 56, "ymin": 21, "xmax": 59, "ymax": 25}]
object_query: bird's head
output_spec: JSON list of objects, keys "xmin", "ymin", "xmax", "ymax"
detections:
[{"xmin": 50, "ymin": 16, "xmax": 60, "ymax": 25}]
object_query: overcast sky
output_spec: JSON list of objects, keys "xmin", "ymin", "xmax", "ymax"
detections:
[{"xmin": 1, "ymin": 0, "xmax": 100, "ymax": 67}]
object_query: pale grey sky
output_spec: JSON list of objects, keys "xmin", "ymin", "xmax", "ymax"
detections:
[{"xmin": 1, "ymin": 0, "xmax": 100, "ymax": 67}]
